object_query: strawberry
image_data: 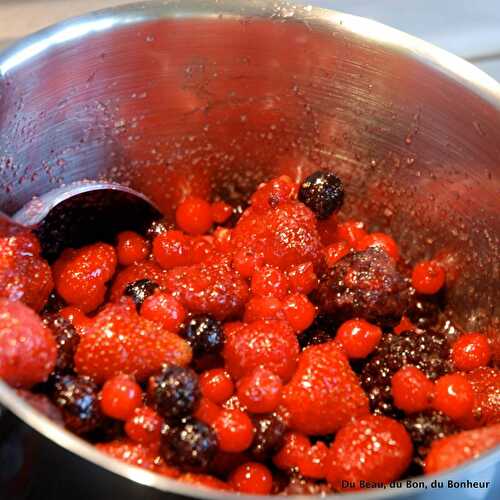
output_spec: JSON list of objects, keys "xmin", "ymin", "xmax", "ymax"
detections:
[
  {"xmin": 164, "ymin": 257, "xmax": 249, "ymax": 320},
  {"xmin": 179, "ymin": 473, "xmax": 232, "ymax": 491},
  {"xmin": 0, "ymin": 299, "xmax": 57, "ymax": 388},
  {"xmin": 425, "ymin": 425, "xmax": 500, "ymax": 474},
  {"xmin": 96, "ymin": 439, "xmax": 179, "ymax": 478},
  {"xmin": 223, "ymin": 320, "xmax": 299, "ymax": 381},
  {"xmin": 109, "ymin": 261, "xmax": 164, "ymax": 302},
  {"xmin": 74, "ymin": 301, "xmax": 191, "ymax": 383},
  {"xmin": 282, "ymin": 341, "xmax": 369, "ymax": 435},
  {"xmin": 232, "ymin": 201, "xmax": 322, "ymax": 270},
  {"xmin": 459, "ymin": 367, "xmax": 500, "ymax": 429},
  {"xmin": 325, "ymin": 415, "xmax": 413, "ymax": 490},
  {"xmin": 0, "ymin": 232, "xmax": 53, "ymax": 311}
]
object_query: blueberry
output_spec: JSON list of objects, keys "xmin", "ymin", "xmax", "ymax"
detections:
[
  {"xmin": 182, "ymin": 315, "xmax": 224, "ymax": 355},
  {"xmin": 124, "ymin": 279, "xmax": 159, "ymax": 310},
  {"xmin": 52, "ymin": 375, "xmax": 103, "ymax": 434},
  {"xmin": 298, "ymin": 170, "xmax": 344, "ymax": 219},
  {"xmin": 160, "ymin": 417, "xmax": 218, "ymax": 471},
  {"xmin": 149, "ymin": 365, "xmax": 200, "ymax": 422}
]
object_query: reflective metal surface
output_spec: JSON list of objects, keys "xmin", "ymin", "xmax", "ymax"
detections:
[{"xmin": 0, "ymin": 0, "xmax": 499, "ymax": 499}]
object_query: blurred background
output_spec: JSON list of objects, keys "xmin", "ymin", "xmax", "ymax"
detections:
[{"xmin": 0, "ymin": 0, "xmax": 499, "ymax": 81}]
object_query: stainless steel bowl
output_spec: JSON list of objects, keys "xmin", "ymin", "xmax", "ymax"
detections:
[{"xmin": 0, "ymin": 1, "xmax": 499, "ymax": 498}]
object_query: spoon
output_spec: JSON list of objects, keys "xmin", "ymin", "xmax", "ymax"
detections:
[{"xmin": 0, "ymin": 182, "xmax": 163, "ymax": 260}]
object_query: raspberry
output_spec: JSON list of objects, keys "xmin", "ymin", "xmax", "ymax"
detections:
[
  {"xmin": 298, "ymin": 171, "xmax": 344, "ymax": 220},
  {"xmin": 282, "ymin": 294, "xmax": 316, "ymax": 333},
  {"xmin": 232, "ymin": 201, "xmax": 322, "ymax": 270},
  {"xmin": 250, "ymin": 413, "xmax": 287, "ymax": 461},
  {"xmin": 53, "ymin": 243, "xmax": 117, "ymax": 313},
  {"xmin": 74, "ymin": 302, "xmax": 191, "ymax": 383},
  {"xmin": 314, "ymin": 248, "xmax": 410, "ymax": 327},
  {"xmin": 179, "ymin": 473, "xmax": 231, "ymax": 491},
  {"xmin": 335, "ymin": 220, "xmax": 366, "ymax": 246},
  {"xmin": 100, "ymin": 374, "xmax": 143, "ymax": 420},
  {"xmin": 193, "ymin": 397, "xmax": 222, "ymax": 426},
  {"xmin": 153, "ymin": 230, "xmax": 192, "ymax": 269},
  {"xmin": 391, "ymin": 366, "xmax": 434, "ymax": 413},
  {"xmin": 273, "ymin": 431, "xmax": 310, "ymax": 470},
  {"xmin": 182, "ymin": 315, "xmax": 224, "ymax": 355},
  {"xmin": 335, "ymin": 319, "xmax": 382, "ymax": 359},
  {"xmin": 251, "ymin": 266, "xmax": 289, "ymax": 299},
  {"xmin": 176, "ymin": 196, "xmax": 213, "ymax": 236},
  {"xmin": 223, "ymin": 320, "xmax": 299, "ymax": 381},
  {"xmin": 286, "ymin": 261, "xmax": 318, "ymax": 295},
  {"xmin": 402, "ymin": 411, "xmax": 458, "ymax": 469},
  {"xmin": 52, "ymin": 374, "xmax": 103, "ymax": 434},
  {"xmin": 161, "ymin": 417, "xmax": 218, "ymax": 471},
  {"xmin": 43, "ymin": 314, "xmax": 80, "ymax": 374},
  {"xmin": 0, "ymin": 232, "xmax": 53, "ymax": 311},
  {"xmin": 232, "ymin": 248, "xmax": 264, "ymax": 278},
  {"xmin": 325, "ymin": 415, "xmax": 413, "ymax": 490},
  {"xmin": 324, "ymin": 241, "xmax": 351, "ymax": 267},
  {"xmin": 244, "ymin": 296, "xmax": 284, "ymax": 322},
  {"xmin": 109, "ymin": 261, "xmax": 163, "ymax": 302},
  {"xmin": 433, "ymin": 373, "xmax": 474, "ymax": 420},
  {"xmin": 360, "ymin": 330, "xmax": 450, "ymax": 416},
  {"xmin": 424, "ymin": 425, "xmax": 500, "ymax": 474},
  {"xmin": 116, "ymin": 231, "xmax": 148, "ymax": 266},
  {"xmin": 411, "ymin": 260, "xmax": 446, "ymax": 295},
  {"xmin": 124, "ymin": 279, "xmax": 159, "ymax": 310},
  {"xmin": 282, "ymin": 341, "xmax": 369, "ymax": 435},
  {"xmin": 211, "ymin": 201, "xmax": 233, "ymax": 224},
  {"xmin": 357, "ymin": 232, "xmax": 400, "ymax": 261},
  {"xmin": 451, "ymin": 333, "xmax": 491, "ymax": 371},
  {"xmin": 459, "ymin": 367, "xmax": 500, "ymax": 428},
  {"xmin": 230, "ymin": 462, "xmax": 273, "ymax": 495},
  {"xmin": 237, "ymin": 367, "xmax": 283, "ymax": 414},
  {"xmin": 140, "ymin": 291, "xmax": 186, "ymax": 333},
  {"xmin": 199, "ymin": 369, "xmax": 234, "ymax": 405},
  {"xmin": 164, "ymin": 258, "xmax": 249, "ymax": 320},
  {"xmin": 213, "ymin": 408, "xmax": 255, "ymax": 453},
  {"xmin": 125, "ymin": 406, "xmax": 163, "ymax": 444},
  {"xmin": 250, "ymin": 176, "xmax": 296, "ymax": 211},
  {"xmin": 149, "ymin": 365, "xmax": 200, "ymax": 422},
  {"xmin": 0, "ymin": 299, "xmax": 57, "ymax": 388}
]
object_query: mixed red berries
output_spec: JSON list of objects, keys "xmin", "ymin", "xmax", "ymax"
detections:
[{"xmin": 0, "ymin": 171, "xmax": 498, "ymax": 494}]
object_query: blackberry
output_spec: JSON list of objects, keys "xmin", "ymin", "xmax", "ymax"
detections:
[
  {"xmin": 360, "ymin": 330, "xmax": 451, "ymax": 416},
  {"xmin": 314, "ymin": 248, "xmax": 410, "ymax": 327},
  {"xmin": 124, "ymin": 279, "xmax": 159, "ymax": 310},
  {"xmin": 298, "ymin": 170, "xmax": 344, "ymax": 220},
  {"xmin": 250, "ymin": 413, "xmax": 287, "ymax": 461},
  {"xmin": 43, "ymin": 314, "xmax": 80, "ymax": 374},
  {"xmin": 402, "ymin": 411, "xmax": 458, "ymax": 470},
  {"xmin": 160, "ymin": 418, "xmax": 218, "ymax": 471},
  {"xmin": 182, "ymin": 315, "xmax": 224, "ymax": 355},
  {"xmin": 146, "ymin": 218, "xmax": 174, "ymax": 240},
  {"xmin": 149, "ymin": 365, "xmax": 200, "ymax": 422},
  {"xmin": 406, "ymin": 292, "xmax": 441, "ymax": 330},
  {"xmin": 52, "ymin": 375, "xmax": 103, "ymax": 434}
]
